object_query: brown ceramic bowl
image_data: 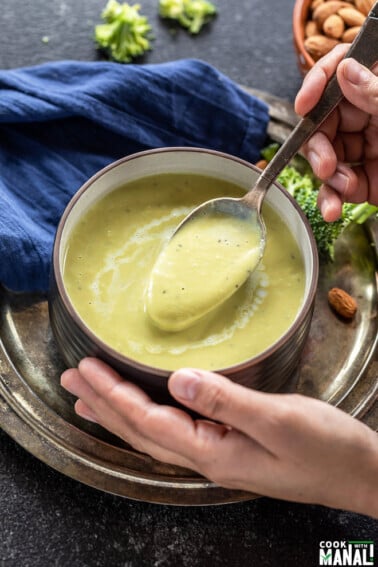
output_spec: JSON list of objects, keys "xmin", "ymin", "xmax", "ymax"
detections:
[
  {"xmin": 49, "ymin": 148, "xmax": 319, "ymax": 403},
  {"xmin": 293, "ymin": 0, "xmax": 315, "ymax": 74}
]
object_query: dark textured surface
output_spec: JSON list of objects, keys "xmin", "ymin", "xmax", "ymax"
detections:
[
  {"xmin": 0, "ymin": 0, "xmax": 303, "ymax": 99},
  {"xmin": 0, "ymin": 1, "xmax": 377, "ymax": 566},
  {"xmin": 1, "ymin": 428, "xmax": 376, "ymax": 567}
]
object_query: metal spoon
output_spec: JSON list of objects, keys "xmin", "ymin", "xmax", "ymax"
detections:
[
  {"xmin": 173, "ymin": 3, "xmax": 378, "ymax": 264},
  {"xmin": 147, "ymin": 6, "xmax": 378, "ymax": 332}
]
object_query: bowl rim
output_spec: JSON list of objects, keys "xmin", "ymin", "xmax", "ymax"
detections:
[
  {"xmin": 292, "ymin": 0, "xmax": 316, "ymax": 73},
  {"xmin": 52, "ymin": 146, "xmax": 319, "ymax": 378}
]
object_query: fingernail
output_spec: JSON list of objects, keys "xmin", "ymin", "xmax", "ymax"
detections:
[
  {"xmin": 307, "ymin": 150, "xmax": 320, "ymax": 173},
  {"xmin": 343, "ymin": 59, "xmax": 371, "ymax": 85},
  {"xmin": 320, "ymin": 196, "xmax": 329, "ymax": 219},
  {"xmin": 76, "ymin": 404, "xmax": 98, "ymax": 424},
  {"xmin": 79, "ymin": 412, "xmax": 98, "ymax": 424},
  {"xmin": 60, "ymin": 374, "xmax": 75, "ymax": 395},
  {"xmin": 320, "ymin": 198, "xmax": 336, "ymax": 222},
  {"xmin": 327, "ymin": 168, "xmax": 349, "ymax": 194},
  {"xmin": 303, "ymin": 65, "xmax": 325, "ymax": 90},
  {"xmin": 170, "ymin": 369, "xmax": 201, "ymax": 401}
]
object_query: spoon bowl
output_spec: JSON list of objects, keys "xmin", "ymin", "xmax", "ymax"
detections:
[{"xmin": 146, "ymin": 196, "xmax": 264, "ymax": 331}]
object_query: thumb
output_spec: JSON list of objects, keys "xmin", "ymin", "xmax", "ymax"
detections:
[
  {"xmin": 337, "ymin": 58, "xmax": 378, "ymax": 115},
  {"xmin": 168, "ymin": 368, "xmax": 274, "ymax": 435}
]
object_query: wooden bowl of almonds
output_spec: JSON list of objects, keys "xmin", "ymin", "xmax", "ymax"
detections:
[{"xmin": 293, "ymin": 0, "xmax": 374, "ymax": 74}]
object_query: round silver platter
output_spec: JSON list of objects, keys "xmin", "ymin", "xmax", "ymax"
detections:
[{"xmin": 0, "ymin": 91, "xmax": 377, "ymax": 505}]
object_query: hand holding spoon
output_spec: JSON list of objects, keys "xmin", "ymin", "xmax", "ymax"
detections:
[{"xmin": 147, "ymin": 6, "xmax": 378, "ymax": 332}]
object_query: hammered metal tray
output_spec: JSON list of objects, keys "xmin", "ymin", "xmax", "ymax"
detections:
[{"xmin": 0, "ymin": 93, "xmax": 377, "ymax": 505}]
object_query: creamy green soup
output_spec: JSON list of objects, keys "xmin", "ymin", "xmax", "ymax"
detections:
[{"xmin": 63, "ymin": 173, "xmax": 305, "ymax": 371}]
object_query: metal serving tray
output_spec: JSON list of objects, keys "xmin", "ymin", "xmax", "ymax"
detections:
[{"xmin": 0, "ymin": 93, "xmax": 376, "ymax": 505}]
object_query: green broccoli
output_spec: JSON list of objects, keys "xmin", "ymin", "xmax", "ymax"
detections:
[
  {"xmin": 159, "ymin": 0, "xmax": 217, "ymax": 34},
  {"xmin": 95, "ymin": 1, "xmax": 152, "ymax": 63},
  {"xmin": 261, "ymin": 143, "xmax": 378, "ymax": 262}
]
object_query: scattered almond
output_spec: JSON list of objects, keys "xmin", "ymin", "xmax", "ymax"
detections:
[
  {"xmin": 342, "ymin": 25, "xmax": 361, "ymax": 41},
  {"xmin": 304, "ymin": 35, "xmax": 340, "ymax": 61},
  {"xmin": 328, "ymin": 287, "xmax": 357, "ymax": 319},
  {"xmin": 323, "ymin": 13, "xmax": 345, "ymax": 37},
  {"xmin": 255, "ymin": 159, "xmax": 268, "ymax": 170}
]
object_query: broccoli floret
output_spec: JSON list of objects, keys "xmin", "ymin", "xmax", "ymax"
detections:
[
  {"xmin": 276, "ymin": 166, "xmax": 342, "ymax": 261},
  {"xmin": 348, "ymin": 202, "xmax": 378, "ymax": 225},
  {"xmin": 261, "ymin": 145, "xmax": 378, "ymax": 262},
  {"xmin": 159, "ymin": 0, "xmax": 217, "ymax": 34},
  {"xmin": 95, "ymin": 1, "xmax": 152, "ymax": 63},
  {"xmin": 286, "ymin": 181, "xmax": 352, "ymax": 262}
]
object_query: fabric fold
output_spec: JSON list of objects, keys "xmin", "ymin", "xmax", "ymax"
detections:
[{"xmin": 0, "ymin": 58, "xmax": 269, "ymax": 292}]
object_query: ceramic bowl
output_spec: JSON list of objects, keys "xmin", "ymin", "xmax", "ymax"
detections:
[{"xmin": 49, "ymin": 147, "xmax": 319, "ymax": 403}]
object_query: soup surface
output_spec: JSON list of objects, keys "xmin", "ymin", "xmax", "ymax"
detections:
[{"xmin": 63, "ymin": 173, "xmax": 305, "ymax": 371}]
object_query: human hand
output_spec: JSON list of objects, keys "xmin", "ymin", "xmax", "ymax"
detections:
[
  {"xmin": 295, "ymin": 44, "xmax": 378, "ymax": 222},
  {"xmin": 61, "ymin": 358, "xmax": 378, "ymax": 517}
]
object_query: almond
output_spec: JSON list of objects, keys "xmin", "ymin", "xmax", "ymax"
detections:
[
  {"xmin": 342, "ymin": 25, "xmax": 361, "ymax": 41},
  {"xmin": 305, "ymin": 20, "xmax": 320, "ymax": 37},
  {"xmin": 304, "ymin": 35, "xmax": 340, "ymax": 60},
  {"xmin": 328, "ymin": 287, "xmax": 357, "ymax": 319},
  {"xmin": 323, "ymin": 13, "xmax": 345, "ymax": 37},
  {"xmin": 313, "ymin": 1, "xmax": 350, "ymax": 26},
  {"xmin": 354, "ymin": 0, "xmax": 375, "ymax": 15},
  {"xmin": 338, "ymin": 6, "xmax": 366, "ymax": 25},
  {"xmin": 255, "ymin": 159, "xmax": 268, "ymax": 170}
]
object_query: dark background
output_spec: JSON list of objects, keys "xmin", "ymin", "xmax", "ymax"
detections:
[{"xmin": 0, "ymin": 1, "xmax": 376, "ymax": 566}]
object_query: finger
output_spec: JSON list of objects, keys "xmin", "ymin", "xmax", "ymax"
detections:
[
  {"xmin": 62, "ymin": 366, "xmax": 155, "ymax": 449},
  {"xmin": 62, "ymin": 363, "xmax": 197, "ymax": 469},
  {"xmin": 327, "ymin": 163, "xmax": 369, "ymax": 203},
  {"xmin": 335, "ymin": 132, "xmax": 364, "ymax": 164},
  {"xmin": 61, "ymin": 367, "xmax": 98, "ymax": 402},
  {"xmin": 302, "ymin": 131, "xmax": 338, "ymax": 179},
  {"xmin": 168, "ymin": 368, "xmax": 295, "ymax": 446},
  {"xmin": 295, "ymin": 44, "xmax": 349, "ymax": 116},
  {"xmin": 337, "ymin": 58, "xmax": 378, "ymax": 116},
  {"xmin": 317, "ymin": 184, "xmax": 343, "ymax": 221},
  {"xmin": 336, "ymin": 98, "xmax": 370, "ymax": 134},
  {"xmin": 73, "ymin": 360, "xmax": 275, "ymax": 483},
  {"xmin": 74, "ymin": 397, "xmax": 198, "ymax": 470},
  {"xmin": 74, "ymin": 399, "xmax": 98, "ymax": 423}
]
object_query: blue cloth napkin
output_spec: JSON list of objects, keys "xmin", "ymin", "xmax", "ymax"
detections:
[{"xmin": 0, "ymin": 59, "xmax": 269, "ymax": 292}]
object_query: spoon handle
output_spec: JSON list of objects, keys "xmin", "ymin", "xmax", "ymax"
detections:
[{"xmin": 246, "ymin": 1, "xmax": 378, "ymax": 210}]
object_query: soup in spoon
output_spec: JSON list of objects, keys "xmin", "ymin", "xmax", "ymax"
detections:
[{"xmin": 146, "ymin": 210, "xmax": 262, "ymax": 331}]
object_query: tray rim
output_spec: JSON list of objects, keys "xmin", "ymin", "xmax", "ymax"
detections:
[{"xmin": 0, "ymin": 362, "xmax": 254, "ymax": 505}]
